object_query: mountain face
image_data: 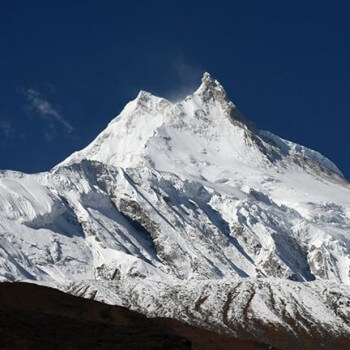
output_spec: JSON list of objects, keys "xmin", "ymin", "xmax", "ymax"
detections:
[{"xmin": 1, "ymin": 73, "xmax": 350, "ymax": 349}]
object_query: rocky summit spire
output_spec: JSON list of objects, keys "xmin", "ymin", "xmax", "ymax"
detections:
[
  {"xmin": 194, "ymin": 72, "xmax": 228, "ymax": 103},
  {"xmin": 193, "ymin": 72, "xmax": 253, "ymax": 131}
]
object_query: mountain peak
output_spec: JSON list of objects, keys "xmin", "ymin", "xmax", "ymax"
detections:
[
  {"xmin": 136, "ymin": 90, "xmax": 152, "ymax": 100},
  {"xmin": 133, "ymin": 72, "xmax": 226, "ymax": 107},
  {"xmin": 56, "ymin": 72, "xmax": 343, "ymax": 180},
  {"xmin": 194, "ymin": 72, "xmax": 228, "ymax": 103},
  {"xmin": 133, "ymin": 90, "xmax": 154, "ymax": 109},
  {"xmin": 201, "ymin": 71, "xmax": 216, "ymax": 86},
  {"xmin": 129, "ymin": 90, "xmax": 172, "ymax": 115}
]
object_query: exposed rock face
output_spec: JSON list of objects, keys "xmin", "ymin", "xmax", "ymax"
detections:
[{"xmin": 0, "ymin": 73, "xmax": 350, "ymax": 348}]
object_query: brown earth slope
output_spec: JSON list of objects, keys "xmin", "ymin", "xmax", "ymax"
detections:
[{"xmin": 0, "ymin": 282, "xmax": 273, "ymax": 350}]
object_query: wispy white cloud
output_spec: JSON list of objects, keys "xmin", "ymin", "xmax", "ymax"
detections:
[
  {"xmin": 22, "ymin": 88, "xmax": 74, "ymax": 134},
  {"xmin": 0, "ymin": 120, "xmax": 13, "ymax": 137},
  {"xmin": 166, "ymin": 53, "xmax": 203, "ymax": 102}
]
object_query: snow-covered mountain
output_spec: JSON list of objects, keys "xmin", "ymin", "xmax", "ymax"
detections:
[{"xmin": 1, "ymin": 73, "xmax": 350, "ymax": 349}]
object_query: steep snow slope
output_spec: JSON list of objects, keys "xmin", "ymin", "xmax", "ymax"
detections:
[{"xmin": 0, "ymin": 73, "xmax": 350, "ymax": 348}]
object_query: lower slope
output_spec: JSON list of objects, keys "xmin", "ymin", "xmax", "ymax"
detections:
[
  {"xmin": 0, "ymin": 282, "xmax": 273, "ymax": 350},
  {"xmin": 62, "ymin": 277, "xmax": 350, "ymax": 350}
]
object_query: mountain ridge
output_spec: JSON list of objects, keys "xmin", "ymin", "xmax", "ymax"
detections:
[{"xmin": 57, "ymin": 72, "xmax": 343, "ymax": 180}]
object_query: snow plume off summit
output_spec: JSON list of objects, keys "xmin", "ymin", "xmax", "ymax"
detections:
[{"xmin": 1, "ymin": 73, "xmax": 350, "ymax": 349}]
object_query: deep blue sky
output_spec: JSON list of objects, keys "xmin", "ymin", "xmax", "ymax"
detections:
[{"xmin": 1, "ymin": 1, "xmax": 349, "ymax": 178}]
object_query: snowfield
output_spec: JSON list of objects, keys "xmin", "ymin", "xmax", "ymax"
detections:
[{"xmin": 1, "ymin": 73, "xmax": 350, "ymax": 349}]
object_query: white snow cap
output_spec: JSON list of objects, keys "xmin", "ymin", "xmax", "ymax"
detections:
[{"xmin": 56, "ymin": 71, "xmax": 343, "ymax": 178}]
